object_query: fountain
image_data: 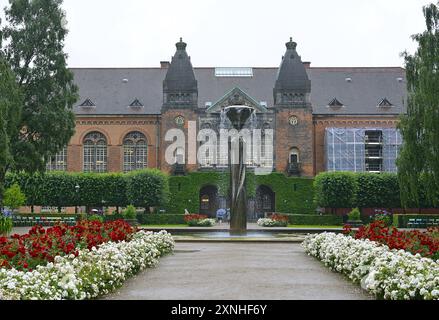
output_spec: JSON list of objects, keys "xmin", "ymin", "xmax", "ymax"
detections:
[{"xmin": 223, "ymin": 106, "xmax": 255, "ymax": 235}]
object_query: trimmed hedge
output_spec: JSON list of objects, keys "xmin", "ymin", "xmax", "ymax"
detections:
[
  {"xmin": 166, "ymin": 171, "xmax": 316, "ymax": 215},
  {"xmin": 5, "ymin": 170, "xmax": 168, "ymax": 209},
  {"xmin": 167, "ymin": 171, "xmax": 229, "ymax": 215},
  {"xmin": 393, "ymin": 214, "xmax": 439, "ymax": 228},
  {"xmin": 126, "ymin": 169, "xmax": 169, "ymax": 208},
  {"xmin": 356, "ymin": 173, "xmax": 401, "ymax": 208},
  {"xmin": 253, "ymin": 173, "xmax": 316, "ymax": 214},
  {"xmin": 314, "ymin": 172, "xmax": 357, "ymax": 208},
  {"xmin": 286, "ymin": 214, "xmax": 343, "ymax": 226},
  {"xmin": 314, "ymin": 172, "xmax": 438, "ymax": 210},
  {"xmin": 136, "ymin": 213, "xmax": 185, "ymax": 225}
]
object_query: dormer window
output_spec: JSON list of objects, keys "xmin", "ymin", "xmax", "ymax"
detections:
[
  {"xmin": 129, "ymin": 98, "xmax": 144, "ymax": 108},
  {"xmin": 377, "ymin": 98, "xmax": 393, "ymax": 108},
  {"xmin": 328, "ymin": 98, "xmax": 344, "ymax": 109},
  {"xmin": 80, "ymin": 98, "xmax": 96, "ymax": 108}
]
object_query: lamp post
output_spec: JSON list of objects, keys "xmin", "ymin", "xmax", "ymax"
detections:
[{"xmin": 75, "ymin": 184, "xmax": 80, "ymax": 214}]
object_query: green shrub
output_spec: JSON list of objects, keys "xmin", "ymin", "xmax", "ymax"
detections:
[
  {"xmin": 0, "ymin": 216, "xmax": 13, "ymax": 235},
  {"xmin": 123, "ymin": 205, "xmax": 137, "ymax": 219},
  {"xmin": 3, "ymin": 183, "xmax": 26, "ymax": 211},
  {"xmin": 286, "ymin": 214, "xmax": 343, "ymax": 226},
  {"xmin": 136, "ymin": 214, "xmax": 185, "ymax": 225},
  {"xmin": 104, "ymin": 213, "xmax": 125, "ymax": 222},
  {"xmin": 126, "ymin": 169, "xmax": 169, "ymax": 209},
  {"xmin": 314, "ymin": 172, "xmax": 357, "ymax": 208},
  {"xmin": 356, "ymin": 173, "xmax": 400, "ymax": 208},
  {"xmin": 348, "ymin": 208, "xmax": 361, "ymax": 221},
  {"xmin": 88, "ymin": 214, "xmax": 104, "ymax": 223}
]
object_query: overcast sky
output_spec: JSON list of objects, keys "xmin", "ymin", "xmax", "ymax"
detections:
[{"xmin": 0, "ymin": 0, "xmax": 435, "ymax": 67}]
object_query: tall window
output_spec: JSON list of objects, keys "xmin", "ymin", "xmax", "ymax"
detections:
[
  {"xmin": 46, "ymin": 147, "xmax": 67, "ymax": 171},
  {"xmin": 123, "ymin": 131, "xmax": 148, "ymax": 172},
  {"xmin": 289, "ymin": 148, "xmax": 300, "ymax": 164},
  {"xmin": 83, "ymin": 132, "xmax": 107, "ymax": 173}
]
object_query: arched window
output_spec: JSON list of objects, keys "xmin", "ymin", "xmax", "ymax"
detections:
[
  {"xmin": 46, "ymin": 147, "xmax": 67, "ymax": 171},
  {"xmin": 83, "ymin": 132, "xmax": 107, "ymax": 173},
  {"xmin": 289, "ymin": 148, "xmax": 300, "ymax": 164},
  {"xmin": 123, "ymin": 131, "xmax": 148, "ymax": 172}
]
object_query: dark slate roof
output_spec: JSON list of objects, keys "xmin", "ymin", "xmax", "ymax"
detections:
[
  {"xmin": 163, "ymin": 38, "xmax": 197, "ymax": 93},
  {"xmin": 71, "ymin": 66, "xmax": 406, "ymax": 115},
  {"xmin": 274, "ymin": 38, "xmax": 311, "ymax": 94}
]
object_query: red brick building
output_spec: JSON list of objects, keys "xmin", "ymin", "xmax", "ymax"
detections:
[{"xmin": 47, "ymin": 38, "xmax": 406, "ymax": 178}]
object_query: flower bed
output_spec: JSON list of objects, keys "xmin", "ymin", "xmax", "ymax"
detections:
[
  {"xmin": 303, "ymin": 232, "xmax": 439, "ymax": 300},
  {"xmin": 0, "ymin": 220, "xmax": 135, "ymax": 271},
  {"xmin": 345, "ymin": 221, "xmax": 439, "ymax": 260},
  {"xmin": 184, "ymin": 214, "xmax": 216, "ymax": 227},
  {"xmin": 257, "ymin": 214, "xmax": 289, "ymax": 227},
  {"xmin": 0, "ymin": 230, "xmax": 174, "ymax": 300}
]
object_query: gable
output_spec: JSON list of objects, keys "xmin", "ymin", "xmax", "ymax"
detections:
[{"xmin": 206, "ymin": 87, "xmax": 268, "ymax": 113}]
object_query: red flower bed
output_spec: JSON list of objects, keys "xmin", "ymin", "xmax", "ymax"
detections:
[
  {"xmin": 345, "ymin": 221, "xmax": 439, "ymax": 260},
  {"xmin": 184, "ymin": 214, "xmax": 208, "ymax": 223},
  {"xmin": 270, "ymin": 214, "xmax": 289, "ymax": 223},
  {"xmin": 0, "ymin": 220, "xmax": 134, "ymax": 271}
]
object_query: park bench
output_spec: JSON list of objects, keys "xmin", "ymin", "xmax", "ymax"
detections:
[{"xmin": 407, "ymin": 218, "xmax": 439, "ymax": 228}]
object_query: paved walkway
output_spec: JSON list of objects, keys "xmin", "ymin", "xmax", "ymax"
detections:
[{"xmin": 104, "ymin": 243, "xmax": 372, "ymax": 300}]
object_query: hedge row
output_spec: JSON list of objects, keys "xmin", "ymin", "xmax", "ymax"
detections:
[
  {"xmin": 286, "ymin": 214, "xmax": 343, "ymax": 226},
  {"xmin": 5, "ymin": 169, "xmax": 169, "ymax": 209},
  {"xmin": 314, "ymin": 172, "xmax": 436, "ymax": 209},
  {"xmin": 136, "ymin": 214, "xmax": 186, "ymax": 225}
]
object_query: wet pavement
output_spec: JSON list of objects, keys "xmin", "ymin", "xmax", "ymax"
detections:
[{"xmin": 104, "ymin": 243, "xmax": 373, "ymax": 300}]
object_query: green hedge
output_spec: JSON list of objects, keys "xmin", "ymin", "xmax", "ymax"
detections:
[
  {"xmin": 314, "ymin": 172, "xmax": 357, "ymax": 208},
  {"xmin": 286, "ymin": 214, "xmax": 343, "ymax": 226},
  {"xmin": 126, "ymin": 169, "xmax": 169, "ymax": 208},
  {"xmin": 253, "ymin": 173, "xmax": 316, "ymax": 214},
  {"xmin": 5, "ymin": 170, "xmax": 168, "ymax": 209},
  {"xmin": 167, "ymin": 171, "xmax": 229, "ymax": 215},
  {"xmin": 314, "ymin": 172, "xmax": 438, "ymax": 210},
  {"xmin": 356, "ymin": 173, "xmax": 401, "ymax": 208},
  {"xmin": 393, "ymin": 214, "xmax": 439, "ymax": 228},
  {"xmin": 136, "ymin": 214, "xmax": 185, "ymax": 225},
  {"xmin": 166, "ymin": 171, "xmax": 316, "ymax": 215}
]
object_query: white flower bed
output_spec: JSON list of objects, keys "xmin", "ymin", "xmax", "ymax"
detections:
[
  {"xmin": 257, "ymin": 218, "xmax": 287, "ymax": 227},
  {"xmin": 302, "ymin": 233, "xmax": 439, "ymax": 300},
  {"xmin": 0, "ymin": 230, "xmax": 174, "ymax": 300}
]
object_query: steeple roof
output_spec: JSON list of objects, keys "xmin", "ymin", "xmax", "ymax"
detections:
[
  {"xmin": 274, "ymin": 38, "xmax": 311, "ymax": 94},
  {"xmin": 163, "ymin": 38, "xmax": 197, "ymax": 93}
]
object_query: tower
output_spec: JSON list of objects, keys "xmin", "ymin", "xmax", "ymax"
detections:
[
  {"xmin": 161, "ymin": 38, "xmax": 199, "ymax": 174},
  {"xmin": 274, "ymin": 38, "xmax": 314, "ymax": 176}
]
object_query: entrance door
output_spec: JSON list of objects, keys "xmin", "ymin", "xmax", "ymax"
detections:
[
  {"xmin": 199, "ymin": 185, "xmax": 219, "ymax": 218},
  {"xmin": 255, "ymin": 185, "xmax": 275, "ymax": 218}
]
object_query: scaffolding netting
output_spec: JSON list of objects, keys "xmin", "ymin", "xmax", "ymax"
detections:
[{"xmin": 325, "ymin": 128, "xmax": 402, "ymax": 173}]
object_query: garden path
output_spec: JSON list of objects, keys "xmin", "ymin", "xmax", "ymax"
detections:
[{"xmin": 104, "ymin": 243, "xmax": 373, "ymax": 300}]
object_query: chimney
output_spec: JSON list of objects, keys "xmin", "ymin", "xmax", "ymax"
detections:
[
  {"xmin": 303, "ymin": 61, "xmax": 311, "ymax": 68},
  {"xmin": 160, "ymin": 61, "xmax": 170, "ymax": 69}
]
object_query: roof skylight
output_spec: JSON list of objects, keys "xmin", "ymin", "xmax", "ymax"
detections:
[{"xmin": 215, "ymin": 67, "xmax": 253, "ymax": 77}]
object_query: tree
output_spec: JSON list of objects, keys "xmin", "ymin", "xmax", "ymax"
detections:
[
  {"xmin": 398, "ymin": 2, "xmax": 439, "ymax": 207},
  {"xmin": 0, "ymin": 58, "xmax": 22, "ymax": 206},
  {"xmin": 1, "ymin": 0, "xmax": 78, "ymax": 173},
  {"xmin": 3, "ymin": 183, "xmax": 26, "ymax": 212}
]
